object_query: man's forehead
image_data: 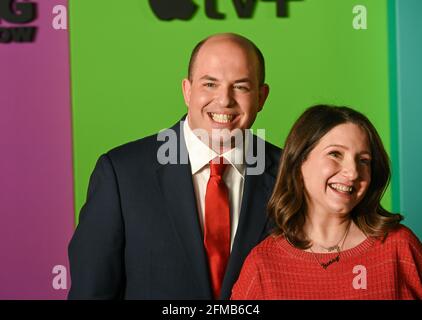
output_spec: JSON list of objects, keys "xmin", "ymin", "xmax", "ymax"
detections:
[
  {"xmin": 200, "ymin": 36, "xmax": 252, "ymax": 53},
  {"xmin": 194, "ymin": 51, "xmax": 257, "ymax": 80},
  {"xmin": 189, "ymin": 34, "xmax": 262, "ymax": 83},
  {"xmin": 195, "ymin": 39, "xmax": 257, "ymax": 68}
]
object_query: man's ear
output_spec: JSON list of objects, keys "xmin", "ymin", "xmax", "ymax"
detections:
[
  {"xmin": 182, "ymin": 78, "xmax": 192, "ymax": 107},
  {"xmin": 257, "ymin": 84, "xmax": 270, "ymax": 112}
]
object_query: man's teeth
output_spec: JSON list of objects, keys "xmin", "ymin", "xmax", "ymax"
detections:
[
  {"xmin": 330, "ymin": 183, "xmax": 353, "ymax": 193},
  {"xmin": 210, "ymin": 113, "xmax": 234, "ymax": 123}
]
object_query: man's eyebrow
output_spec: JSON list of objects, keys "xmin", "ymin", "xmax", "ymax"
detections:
[
  {"xmin": 234, "ymin": 78, "xmax": 252, "ymax": 84},
  {"xmin": 198, "ymin": 76, "xmax": 252, "ymax": 83},
  {"xmin": 199, "ymin": 75, "xmax": 218, "ymax": 81}
]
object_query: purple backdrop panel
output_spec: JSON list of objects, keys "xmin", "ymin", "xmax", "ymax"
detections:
[{"xmin": 0, "ymin": 1, "xmax": 73, "ymax": 299}]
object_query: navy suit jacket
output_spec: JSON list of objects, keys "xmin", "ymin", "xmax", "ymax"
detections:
[{"xmin": 68, "ymin": 118, "xmax": 281, "ymax": 299}]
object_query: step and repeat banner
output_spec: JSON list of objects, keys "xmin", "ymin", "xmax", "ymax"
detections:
[
  {"xmin": 1, "ymin": 0, "xmax": 421, "ymax": 299},
  {"xmin": 0, "ymin": 0, "xmax": 73, "ymax": 299}
]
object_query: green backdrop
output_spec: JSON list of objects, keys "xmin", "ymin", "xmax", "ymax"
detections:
[{"xmin": 69, "ymin": 0, "xmax": 394, "ymax": 223}]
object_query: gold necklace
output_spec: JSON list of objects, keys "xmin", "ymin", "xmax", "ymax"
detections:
[{"xmin": 309, "ymin": 221, "xmax": 352, "ymax": 270}]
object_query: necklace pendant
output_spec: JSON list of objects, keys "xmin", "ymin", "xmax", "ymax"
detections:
[
  {"xmin": 326, "ymin": 245, "xmax": 339, "ymax": 252},
  {"xmin": 320, "ymin": 255, "xmax": 340, "ymax": 270}
]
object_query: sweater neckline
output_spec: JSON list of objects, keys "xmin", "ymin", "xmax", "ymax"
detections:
[{"xmin": 275, "ymin": 235, "xmax": 376, "ymax": 262}]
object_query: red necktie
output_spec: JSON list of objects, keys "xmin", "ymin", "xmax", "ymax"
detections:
[{"xmin": 204, "ymin": 158, "xmax": 231, "ymax": 299}]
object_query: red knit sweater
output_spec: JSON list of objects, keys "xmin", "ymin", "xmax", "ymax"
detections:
[{"xmin": 231, "ymin": 225, "xmax": 422, "ymax": 300}]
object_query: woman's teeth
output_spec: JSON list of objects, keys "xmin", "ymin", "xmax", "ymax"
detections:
[{"xmin": 329, "ymin": 183, "xmax": 353, "ymax": 193}]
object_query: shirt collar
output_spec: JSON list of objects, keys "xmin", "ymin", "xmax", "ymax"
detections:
[{"xmin": 183, "ymin": 117, "xmax": 248, "ymax": 178}]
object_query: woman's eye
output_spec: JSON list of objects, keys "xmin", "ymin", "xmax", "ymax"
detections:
[
  {"xmin": 359, "ymin": 158, "xmax": 371, "ymax": 165},
  {"xmin": 329, "ymin": 151, "xmax": 341, "ymax": 158}
]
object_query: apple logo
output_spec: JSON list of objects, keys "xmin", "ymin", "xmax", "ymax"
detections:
[{"xmin": 149, "ymin": 0, "xmax": 198, "ymax": 21}]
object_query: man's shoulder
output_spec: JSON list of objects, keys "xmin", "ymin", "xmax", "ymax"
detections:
[
  {"xmin": 262, "ymin": 138, "xmax": 282, "ymax": 160},
  {"xmin": 107, "ymin": 133, "xmax": 160, "ymax": 162},
  {"xmin": 105, "ymin": 120, "xmax": 183, "ymax": 164},
  {"xmin": 251, "ymin": 136, "xmax": 282, "ymax": 175}
]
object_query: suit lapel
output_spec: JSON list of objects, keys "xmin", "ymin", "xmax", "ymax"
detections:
[
  {"xmin": 220, "ymin": 138, "xmax": 276, "ymax": 299},
  {"xmin": 154, "ymin": 121, "xmax": 277, "ymax": 299},
  {"xmin": 155, "ymin": 120, "xmax": 212, "ymax": 298}
]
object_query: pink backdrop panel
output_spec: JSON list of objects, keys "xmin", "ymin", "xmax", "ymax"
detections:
[{"xmin": 0, "ymin": 0, "xmax": 73, "ymax": 299}]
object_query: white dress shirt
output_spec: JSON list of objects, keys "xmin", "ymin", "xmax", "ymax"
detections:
[{"xmin": 183, "ymin": 118, "xmax": 248, "ymax": 251}]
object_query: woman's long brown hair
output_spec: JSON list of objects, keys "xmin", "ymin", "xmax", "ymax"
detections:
[{"xmin": 268, "ymin": 105, "xmax": 403, "ymax": 249}]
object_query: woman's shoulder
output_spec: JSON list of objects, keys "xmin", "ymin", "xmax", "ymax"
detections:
[
  {"xmin": 383, "ymin": 224, "xmax": 422, "ymax": 251},
  {"xmin": 247, "ymin": 235, "xmax": 286, "ymax": 260}
]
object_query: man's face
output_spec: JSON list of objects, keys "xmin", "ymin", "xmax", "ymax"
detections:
[{"xmin": 182, "ymin": 37, "xmax": 269, "ymax": 149}]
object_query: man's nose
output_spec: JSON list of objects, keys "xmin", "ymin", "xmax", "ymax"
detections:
[{"xmin": 217, "ymin": 87, "xmax": 235, "ymax": 107}]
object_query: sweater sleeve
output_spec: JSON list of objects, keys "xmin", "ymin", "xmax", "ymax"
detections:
[
  {"xmin": 230, "ymin": 249, "xmax": 265, "ymax": 300},
  {"xmin": 396, "ymin": 227, "xmax": 422, "ymax": 299}
]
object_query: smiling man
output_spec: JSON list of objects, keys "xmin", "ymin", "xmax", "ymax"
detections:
[
  {"xmin": 182, "ymin": 34, "xmax": 269, "ymax": 153},
  {"xmin": 68, "ymin": 33, "xmax": 281, "ymax": 300}
]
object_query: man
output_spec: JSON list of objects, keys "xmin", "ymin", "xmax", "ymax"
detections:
[{"xmin": 68, "ymin": 33, "xmax": 281, "ymax": 299}]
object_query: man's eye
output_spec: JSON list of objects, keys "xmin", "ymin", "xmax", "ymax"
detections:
[
  {"xmin": 203, "ymin": 83, "xmax": 216, "ymax": 88},
  {"xmin": 234, "ymin": 85, "xmax": 249, "ymax": 91}
]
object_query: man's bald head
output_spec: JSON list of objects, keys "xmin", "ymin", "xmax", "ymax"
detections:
[{"xmin": 187, "ymin": 33, "xmax": 266, "ymax": 86}]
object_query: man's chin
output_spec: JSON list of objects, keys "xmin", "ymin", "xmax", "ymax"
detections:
[{"xmin": 210, "ymin": 133, "xmax": 245, "ymax": 153}]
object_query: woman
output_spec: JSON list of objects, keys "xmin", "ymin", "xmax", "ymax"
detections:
[{"xmin": 231, "ymin": 105, "xmax": 422, "ymax": 299}]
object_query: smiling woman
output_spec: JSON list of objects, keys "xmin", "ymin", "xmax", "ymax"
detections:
[
  {"xmin": 301, "ymin": 123, "xmax": 372, "ymax": 231},
  {"xmin": 269, "ymin": 105, "xmax": 401, "ymax": 249},
  {"xmin": 231, "ymin": 105, "xmax": 422, "ymax": 300}
]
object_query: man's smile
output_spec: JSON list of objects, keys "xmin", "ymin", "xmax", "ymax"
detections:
[{"xmin": 208, "ymin": 112, "xmax": 237, "ymax": 124}]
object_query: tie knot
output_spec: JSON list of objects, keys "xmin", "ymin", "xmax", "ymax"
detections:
[{"xmin": 209, "ymin": 158, "xmax": 228, "ymax": 177}]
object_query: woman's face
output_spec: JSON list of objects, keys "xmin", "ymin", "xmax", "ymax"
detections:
[{"xmin": 301, "ymin": 122, "xmax": 372, "ymax": 218}]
